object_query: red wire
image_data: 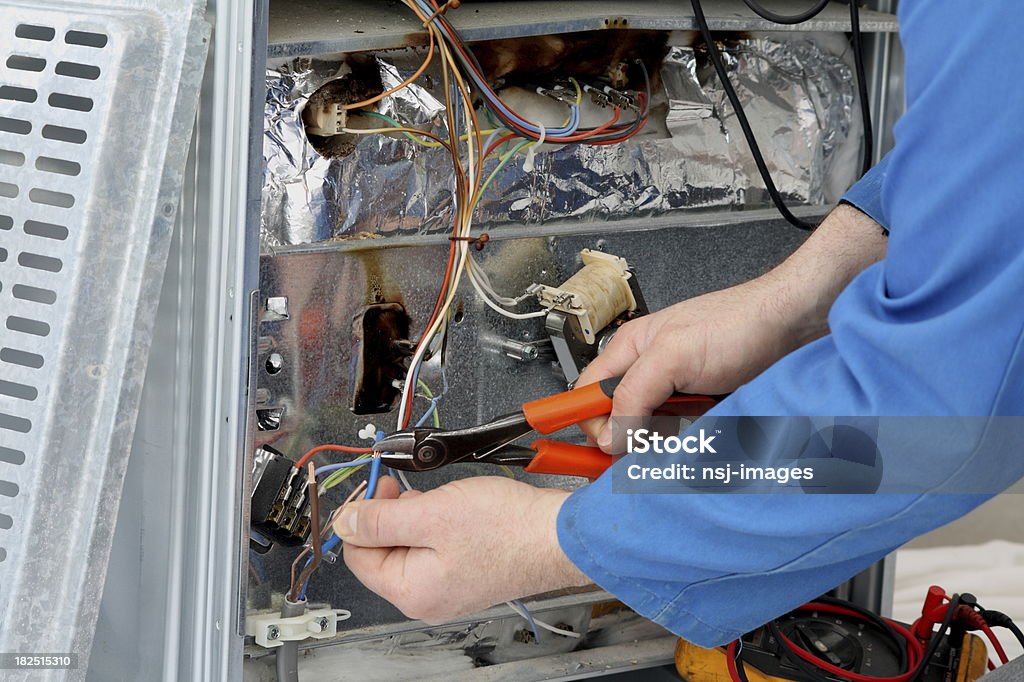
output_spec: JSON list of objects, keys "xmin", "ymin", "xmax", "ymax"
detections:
[
  {"xmin": 726, "ymin": 641, "xmax": 742, "ymax": 682},
  {"xmin": 774, "ymin": 603, "xmax": 924, "ymax": 682},
  {"xmin": 486, "ymin": 133, "xmax": 517, "ymax": 158},
  {"xmin": 988, "ymin": 660, "xmax": 997, "ymax": 671},
  {"xmin": 294, "ymin": 444, "xmax": 373, "ymax": 470},
  {"xmin": 979, "ymin": 622, "xmax": 1010, "ymax": 664},
  {"xmin": 589, "ymin": 115, "xmax": 648, "ymax": 146}
]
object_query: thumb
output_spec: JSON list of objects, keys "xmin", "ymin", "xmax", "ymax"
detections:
[
  {"xmin": 596, "ymin": 352, "xmax": 677, "ymax": 453},
  {"xmin": 576, "ymin": 326, "xmax": 643, "ymax": 444},
  {"xmin": 333, "ymin": 494, "xmax": 432, "ymax": 548}
]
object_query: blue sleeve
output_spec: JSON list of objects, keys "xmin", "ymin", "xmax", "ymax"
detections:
[
  {"xmin": 840, "ymin": 153, "xmax": 890, "ymax": 229},
  {"xmin": 558, "ymin": 0, "xmax": 1024, "ymax": 647}
]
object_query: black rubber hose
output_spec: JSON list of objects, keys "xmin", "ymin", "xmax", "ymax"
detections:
[
  {"xmin": 849, "ymin": 0, "xmax": 875, "ymax": 175},
  {"xmin": 690, "ymin": 0, "xmax": 818, "ymax": 231}
]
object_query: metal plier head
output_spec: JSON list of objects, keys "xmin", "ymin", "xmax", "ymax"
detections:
[{"xmin": 372, "ymin": 413, "xmax": 536, "ymax": 473}]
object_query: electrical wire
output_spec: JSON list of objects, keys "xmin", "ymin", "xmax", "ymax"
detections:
[
  {"xmin": 342, "ymin": 27, "xmax": 436, "ymax": 111},
  {"xmin": 849, "ymin": 0, "xmax": 874, "ymax": 175},
  {"xmin": 726, "ymin": 596, "xmax": 934, "ymax": 682},
  {"xmin": 506, "ymin": 599, "xmax": 582, "ymax": 641},
  {"xmin": 315, "ymin": 461, "xmax": 372, "ymax": 478},
  {"xmin": 295, "ymin": 444, "xmax": 373, "ymax": 470},
  {"xmin": 507, "ymin": 600, "xmax": 541, "ymax": 644},
  {"xmin": 690, "ymin": 0, "xmax": 816, "ymax": 231},
  {"xmin": 320, "ymin": 454, "xmax": 372, "ymax": 492},
  {"xmin": 981, "ymin": 610, "xmax": 1024, "ymax": 650},
  {"xmin": 365, "ymin": 456, "xmax": 383, "ymax": 500},
  {"xmin": 689, "ymin": 0, "xmax": 874, "ymax": 230},
  {"xmin": 908, "ymin": 595, "xmax": 962, "ymax": 682}
]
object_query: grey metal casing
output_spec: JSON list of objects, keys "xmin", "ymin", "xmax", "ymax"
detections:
[{"xmin": 0, "ymin": 0, "xmax": 209, "ymax": 678}]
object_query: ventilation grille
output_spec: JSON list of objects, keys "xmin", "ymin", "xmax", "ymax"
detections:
[{"xmin": 1, "ymin": 16, "xmax": 114, "ymax": 573}]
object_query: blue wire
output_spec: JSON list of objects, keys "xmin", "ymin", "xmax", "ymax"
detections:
[
  {"xmin": 315, "ymin": 461, "xmax": 370, "ymax": 478},
  {"xmin": 365, "ymin": 456, "xmax": 383, "ymax": 500},
  {"xmin": 301, "ymin": 439, "xmax": 385, "ymax": 600},
  {"xmin": 413, "ymin": 0, "xmax": 580, "ymax": 137},
  {"xmin": 510, "ymin": 599, "xmax": 541, "ymax": 644}
]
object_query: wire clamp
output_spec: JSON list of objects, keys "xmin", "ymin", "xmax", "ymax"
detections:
[{"xmin": 245, "ymin": 608, "xmax": 352, "ymax": 649}]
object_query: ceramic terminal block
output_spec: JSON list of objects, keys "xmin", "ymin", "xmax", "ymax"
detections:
[
  {"xmin": 245, "ymin": 607, "xmax": 352, "ymax": 649},
  {"xmin": 304, "ymin": 100, "xmax": 347, "ymax": 137}
]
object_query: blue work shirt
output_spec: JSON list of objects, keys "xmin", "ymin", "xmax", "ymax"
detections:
[{"xmin": 558, "ymin": 0, "xmax": 1024, "ymax": 646}]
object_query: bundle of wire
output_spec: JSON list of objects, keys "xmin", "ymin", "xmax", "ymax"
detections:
[
  {"xmin": 725, "ymin": 593, "xmax": 1024, "ymax": 682},
  {"xmin": 285, "ymin": 0, "xmax": 655, "ymax": 607}
]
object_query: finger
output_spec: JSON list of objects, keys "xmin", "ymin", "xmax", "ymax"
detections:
[
  {"xmin": 577, "ymin": 415, "xmax": 609, "ymax": 446},
  {"xmin": 343, "ymin": 544, "xmax": 410, "ymax": 602},
  {"xmin": 576, "ymin": 324, "xmax": 641, "ymax": 388},
  {"xmin": 333, "ymin": 494, "xmax": 434, "ymax": 548},
  {"xmin": 597, "ymin": 350, "xmax": 677, "ymax": 453},
  {"xmin": 577, "ymin": 327, "xmax": 642, "ymax": 442},
  {"xmin": 373, "ymin": 475, "xmax": 401, "ymax": 500}
]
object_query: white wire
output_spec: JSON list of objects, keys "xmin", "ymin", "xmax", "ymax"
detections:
[
  {"xmin": 507, "ymin": 601, "xmax": 582, "ymax": 639},
  {"xmin": 395, "ymin": 470, "xmax": 414, "ymax": 492},
  {"xmin": 395, "ymin": 32, "xmax": 478, "ymax": 432},
  {"xmin": 466, "ymin": 262, "xmax": 548, "ymax": 320}
]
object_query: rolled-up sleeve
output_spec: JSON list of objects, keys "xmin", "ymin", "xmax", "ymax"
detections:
[
  {"xmin": 558, "ymin": 0, "xmax": 1024, "ymax": 646},
  {"xmin": 840, "ymin": 153, "xmax": 890, "ymax": 229}
]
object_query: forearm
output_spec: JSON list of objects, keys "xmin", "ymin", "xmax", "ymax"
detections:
[{"xmin": 759, "ymin": 204, "xmax": 887, "ymax": 352}]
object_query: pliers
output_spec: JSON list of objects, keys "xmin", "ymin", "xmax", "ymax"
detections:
[{"xmin": 374, "ymin": 378, "xmax": 719, "ymax": 479}]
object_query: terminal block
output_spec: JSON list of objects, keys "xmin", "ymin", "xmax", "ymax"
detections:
[{"xmin": 250, "ymin": 446, "xmax": 311, "ymax": 548}]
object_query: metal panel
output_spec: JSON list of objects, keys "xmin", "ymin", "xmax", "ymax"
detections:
[
  {"xmin": 268, "ymin": 0, "xmax": 898, "ymax": 58},
  {"xmin": 82, "ymin": 0, "xmax": 266, "ymax": 679},
  {"xmin": 0, "ymin": 0, "xmax": 208, "ymax": 678},
  {"xmin": 250, "ymin": 213, "xmax": 813, "ymax": 631}
]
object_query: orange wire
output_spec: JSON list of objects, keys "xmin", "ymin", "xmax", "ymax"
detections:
[
  {"xmin": 294, "ymin": 444, "xmax": 373, "ymax": 470},
  {"xmin": 342, "ymin": 28, "xmax": 436, "ymax": 111}
]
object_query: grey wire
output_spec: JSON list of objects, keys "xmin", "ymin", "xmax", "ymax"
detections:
[
  {"xmin": 276, "ymin": 598, "xmax": 306, "ymax": 682},
  {"xmin": 276, "ymin": 642, "xmax": 299, "ymax": 682}
]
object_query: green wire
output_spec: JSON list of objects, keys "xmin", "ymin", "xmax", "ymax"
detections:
[
  {"xmin": 359, "ymin": 110, "xmax": 442, "ymax": 148},
  {"xmin": 321, "ymin": 453, "xmax": 372, "ymax": 492},
  {"xmin": 416, "ymin": 379, "xmax": 441, "ymax": 428},
  {"xmin": 474, "ymin": 140, "xmax": 532, "ymax": 211}
]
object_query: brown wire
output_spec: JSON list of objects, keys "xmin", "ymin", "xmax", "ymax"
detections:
[{"xmin": 288, "ymin": 465, "xmax": 323, "ymax": 602}]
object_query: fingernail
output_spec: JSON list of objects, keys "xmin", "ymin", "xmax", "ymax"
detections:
[
  {"xmin": 597, "ymin": 427, "xmax": 612, "ymax": 449},
  {"xmin": 334, "ymin": 508, "xmax": 358, "ymax": 538}
]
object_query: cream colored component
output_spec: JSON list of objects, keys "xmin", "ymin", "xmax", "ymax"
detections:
[
  {"xmin": 304, "ymin": 100, "xmax": 347, "ymax": 136},
  {"xmin": 245, "ymin": 607, "xmax": 352, "ymax": 648},
  {"xmin": 530, "ymin": 250, "xmax": 637, "ymax": 344}
]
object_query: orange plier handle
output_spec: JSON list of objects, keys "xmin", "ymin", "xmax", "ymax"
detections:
[{"xmin": 521, "ymin": 378, "xmax": 721, "ymax": 478}]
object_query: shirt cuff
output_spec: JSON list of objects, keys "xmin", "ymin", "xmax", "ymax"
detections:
[{"xmin": 839, "ymin": 153, "xmax": 891, "ymax": 230}]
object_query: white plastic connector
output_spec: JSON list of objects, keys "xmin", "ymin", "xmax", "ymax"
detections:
[
  {"xmin": 245, "ymin": 607, "xmax": 352, "ymax": 649},
  {"xmin": 304, "ymin": 101, "xmax": 347, "ymax": 137}
]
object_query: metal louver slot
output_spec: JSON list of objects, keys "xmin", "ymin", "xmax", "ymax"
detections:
[{"xmin": 0, "ymin": 1, "xmax": 208, "ymax": 678}]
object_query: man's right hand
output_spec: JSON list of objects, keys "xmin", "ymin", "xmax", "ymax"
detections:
[{"xmin": 577, "ymin": 204, "xmax": 889, "ymax": 452}]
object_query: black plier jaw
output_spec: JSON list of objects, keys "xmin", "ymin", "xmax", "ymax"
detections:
[{"xmin": 373, "ymin": 412, "xmax": 534, "ymax": 472}]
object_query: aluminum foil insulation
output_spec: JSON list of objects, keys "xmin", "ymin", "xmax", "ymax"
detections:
[{"xmin": 262, "ymin": 35, "xmax": 860, "ymax": 248}]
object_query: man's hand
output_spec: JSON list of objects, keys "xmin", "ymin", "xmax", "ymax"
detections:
[
  {"xmin": 334, "ymin": 476, "xmax": 590, "ymax": 623},
  {"xmin": 578, "ymin": 204, "xmax": 888, "ymax": 452}
]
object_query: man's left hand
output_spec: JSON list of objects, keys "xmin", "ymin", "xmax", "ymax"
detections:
[{"xmin": 334, "ymin": 476, "xmax": 590, "ymax": 623}]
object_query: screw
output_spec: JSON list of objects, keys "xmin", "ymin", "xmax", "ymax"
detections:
[
  {"xmin": 318, "ymin": 617, "xmax": 330, "ymax": 632},
  {"xmin": 418, "ymin": 445, "xmax": 439, "ymax": 463},
  {"xmin": 267, "ymin": 625, "xmax": 280, "ymax": 641},
  {"xmin": 266, "ymin": 353, "xmax": 284, "ymax": 375}
]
